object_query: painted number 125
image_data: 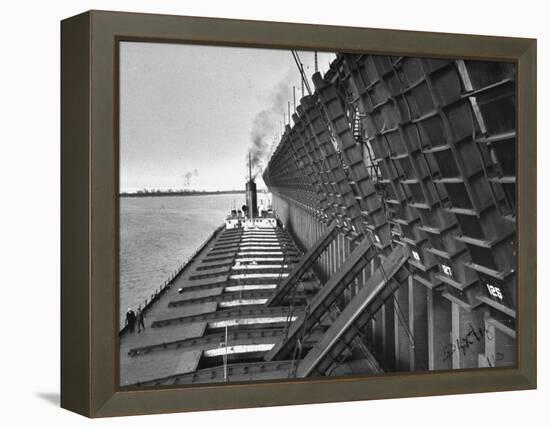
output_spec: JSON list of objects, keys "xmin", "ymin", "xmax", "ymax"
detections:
[{"xmin": 486, "ymin": 284, "xmax": 503, "ymax": 300}]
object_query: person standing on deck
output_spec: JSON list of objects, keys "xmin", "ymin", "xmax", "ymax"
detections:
[
  {"xmin": 125, "ymin": 308, "xmax": 136, "ymax": 333},
  {"xmin": 136, "ymin": 305, "xmax": 146, "ymax": 333}
]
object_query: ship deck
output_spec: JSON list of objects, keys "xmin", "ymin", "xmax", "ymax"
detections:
[{"xmin": 120, "ymin": 224, "xmax": 312, "ymax": 387}]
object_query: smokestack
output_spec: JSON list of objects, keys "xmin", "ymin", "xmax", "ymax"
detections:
[
  {"xmin": 246, "ymin": 180, "xmax": 258, "ymax": 219},
  {"xmin": 246, "ymin": 154, "xmax": 258, "ymax": 219}
]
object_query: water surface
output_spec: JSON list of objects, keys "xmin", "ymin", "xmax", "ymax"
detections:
[{"xmin": 119, "ymin": 192, "xmax": 270, "ymax": 328}]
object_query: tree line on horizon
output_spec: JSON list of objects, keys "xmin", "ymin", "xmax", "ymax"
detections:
[{"xmin": 119, "ymin": 188, "xmax": 249, "ymax": 197}]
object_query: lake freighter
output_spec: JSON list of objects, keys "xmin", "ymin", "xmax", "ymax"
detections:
[
  {"xmin": 120, "ymin": 174, "xmax": 330, "ymax": 386},
  {"xmin": 119, "ymin": 168, "xmax": 409, "ymax": 386}
]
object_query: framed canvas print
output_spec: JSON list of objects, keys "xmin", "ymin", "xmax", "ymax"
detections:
[{"xmin": 60, "ymin": 10, "xmax": 537, "ymax": 417}]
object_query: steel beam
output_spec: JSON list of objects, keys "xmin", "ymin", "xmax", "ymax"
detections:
[
  {"xmin": 265, "ymin": 239, "xmax": 378, "ymax": 361},
  {"xmin": 266, "ymin": 223, "xmax": 338, "ymax": 306},
  {"xmin": 296, "ymin": 245, "xmax": 410, "ymax": 377}
]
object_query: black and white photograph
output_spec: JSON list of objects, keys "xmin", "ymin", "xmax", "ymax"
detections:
[
  {"xmin": 4, "ymin": 0, "xmax": 547, "ymax": 424},
  {"xmin": 118, "ymin": 42, "xmax": 517, "ymax": 387}
]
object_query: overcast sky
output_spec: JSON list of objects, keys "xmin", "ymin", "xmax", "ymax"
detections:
[{"xmin": 119, "ymin": 42, "xmax": 335, "ymax": 193}]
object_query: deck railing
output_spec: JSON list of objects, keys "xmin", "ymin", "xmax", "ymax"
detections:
[{"xmin": 119, "ymin": 224, "xmax": 225, "ymax": 335}]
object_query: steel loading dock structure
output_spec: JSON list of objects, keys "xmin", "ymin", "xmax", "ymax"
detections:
[{"xmin": 263, "ymin": 53, "xmax": 516, "ymax": 372}]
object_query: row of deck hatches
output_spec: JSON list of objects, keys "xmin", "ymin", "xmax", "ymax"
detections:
[{"xmin": 120, "ymin": 226, "xmax": 324, "ymax": 386}]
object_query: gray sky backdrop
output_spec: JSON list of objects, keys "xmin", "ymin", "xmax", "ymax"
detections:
[{"xmin": 120, "ymin": 42, "xmax": 335, "ymax": 193}]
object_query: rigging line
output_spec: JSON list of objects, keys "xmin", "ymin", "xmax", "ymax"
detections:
[
  {"xmin": 277, "ymin": 240, "xmax": 288, "ymax": 286},
  {"xmin": 364, "ymin": 228, "xmax": 414, "ymax": 347},
  {"xmin": 291, "ymin": 50, "xmax": 313, "ymax": 96},
  {"xmin": 392, "ymin": 292, "xmax": 416, "ymax": 348},
  {"xmin": 292, "ymin": 50, "xmax": 339, "ymax": 152},
  {"xmin": 283, "ymin": 266, "xmax": 300, "ymax": 341},
  {"xmin": 363, "ymin": 232, "xmax": 390, "ymax": 286},
  {"xmin": 363, "ymin": 230, "xmax": 415, "ymax": 349},
  {"xmin": 289, "ymin": 303, "xmax": 310, "ymax": 378}
]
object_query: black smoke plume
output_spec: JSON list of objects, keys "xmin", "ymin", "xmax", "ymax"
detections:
[{"xmin": 248, "ymin": 77, "xmax": 292, "ymax": 180}]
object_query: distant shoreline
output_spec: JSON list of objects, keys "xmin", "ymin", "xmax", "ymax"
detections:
[{"xmin": 119, "ymin": 190, "xmax": 250, "ymax": 198}]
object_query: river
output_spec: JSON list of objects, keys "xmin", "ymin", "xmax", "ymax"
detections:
[{"xmin": 119, "ymin": 192, "xmax": 270, "ymax": 328}]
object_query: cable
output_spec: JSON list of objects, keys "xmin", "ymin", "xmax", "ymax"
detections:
[
  {"xmin": 291, "ymin": 51, "xmax": 313, "ymax": 96},
  {"xmin": 392, "ymin": 293, "xmax": 416, "ymax": 349}
]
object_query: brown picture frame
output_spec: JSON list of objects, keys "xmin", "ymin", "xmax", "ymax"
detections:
[{"xmin": 60, "ymin": 10, "xmax": 537, "ymax": 418}]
